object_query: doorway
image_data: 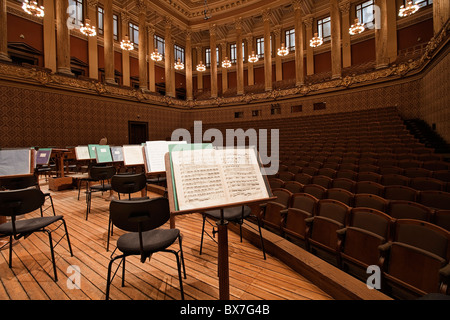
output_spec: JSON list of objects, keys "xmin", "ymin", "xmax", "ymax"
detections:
[{"xmin": 128, "ymin": 121, "xmax": 149, "ymax": 145}]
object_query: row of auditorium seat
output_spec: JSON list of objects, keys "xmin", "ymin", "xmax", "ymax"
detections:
[{"xmin": 259, "ymin": 188, "xmax": 450, "ymax": 299}]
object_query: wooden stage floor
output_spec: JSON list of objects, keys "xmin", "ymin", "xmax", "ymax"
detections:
[{"xmin": 0, "ymin": 181, "xmax": 333, "ymax": 301}]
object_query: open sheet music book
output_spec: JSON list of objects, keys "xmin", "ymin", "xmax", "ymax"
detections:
[
  {"xmin": 75, "ymin": 146, "xmax": 93, "ymax": 160},
  {"xmin": 0, "ymin": 148, "xmax": 35, "ymax": 177},
  {"xmin": 122, "ymin": 145, "xmax": 145, "ymax": 166},
  {"xmin": 144, "ymin": 140, "xmax": 187, "ymax": 173},
  {"xmin": 169, "ymin": 146, "xmax": 270, "ymax": 212}
]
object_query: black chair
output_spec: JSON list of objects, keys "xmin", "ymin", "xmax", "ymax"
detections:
[
  {"xmin": 85, "ymin": 166, "xmax": 116, "ymax": 220},
  {"xmin": 0, "ymin": 188, "xmax": 73, "ymax": 282},
  {"xmin": 199, "ymin": 205, "xmax": 266, "ymax": 260},
  {"xmin": 107, "ymin": 173, "xmax": 149, "ymax": 251},
  {"xmin": 0, "ymin": 174, "xmax": 55, "ymax": 216},
  {"xmin": 105, "ymin": 197, "xmax": 186, "ymax": 300}
]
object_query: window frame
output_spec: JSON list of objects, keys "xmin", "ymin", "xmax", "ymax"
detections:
[
  {"xmin": 174, "ymin": 44, "xmax": 185, "ymax": 64},
  {"xmin": 154, "ymin": 35, "xmax": 165, "ymax": 58},
  {"xmin": 68, "ymin": 0, "xmax": 84, "ymax": 28},
  {"xmin": 285, "ymin": 28, "xmax": 295, "ymax": 52},
  {"xmin": 97, "ymin": 7, "xmax": 104, "ymax": 35},
  {"xmin": 128, "ymin": 22, "xmax": 139, "ymax": 48},
  {"xmin": 317, "ymin": 16, "xmax": 331, "ymax": 42},
  {"xmin": 356, "ymin": 0, "xmax": 375, "ymax": 28}
]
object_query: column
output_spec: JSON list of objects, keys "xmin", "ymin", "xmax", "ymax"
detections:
[
  {"xmin": 210, "ymin": 24, "xmax": 218, "ymax": 98},
  {"xmin": 339, "ymin": 0, "xmax": 351, "ymax": 69},
  {"xmin": 138, "ymin": 0, "xmax": 147, "ymax": 90},
  {"xmin": 375, "ymin": 0, "xmax": 388, "ymax": 69},
  {"xmin": 164, "ymin": 17, "xmax": 174, "ymax": 97},
  {"xmin": 330, "ymin": 0, "xmax": 342, "ymax": 79},
  {"xmin": 236, "ymin": 18, "xmax": 244, "ymax": 95},
  {"xmin": 246, "ymin": 35, "xmax": 254, "ymax": 86},
  {"xmin": 87, "ymin": 0, "xmax": 98, "ymax": 79},
  {"xmin": 196, "ymin": 46, "xmax": 204, "ymax": 93},
  {"xmin": 304, "ymin": 16, "xmax": 314, "ymax": 75},
  {"xmin": 221, "ymin": 41, "xmax": 228, "ymax": 94},
  {"xmin": 55, "ymin": 0, "xmax": 73, "ymax": 75},
  {"xmin": 42, "ymin": 0, "xmax": 56, "ymax": 70},
  {"xmin": 273, "ymin": 26, "xmax": 282, "ymax": 82},
  {"xmin": 185, "ymin": 29, "xmax": 193, "ymax": 101},
  {"xmin": 386, "ymin": 0, "xmax": 397, "ymax": 64},
  {"xmin": 293, "ymin": 0, "xmax": 304, "ymax": 85},
  {"xmin": 0, "ymin": 0, "xmax": 10, "ymax": 61},
  {"xmin": 103, "ymin": 0, "xmax": 115, "ymax": 83},
  {"xmin": 121, "ymin": 12, "xmax": 131, "ymax": 86},
  {"xmin": 263, "ymin": 9, "xmax": 272, "ymax": 91},
  {"xmin": 434, "ymin": 0, "xmax": 450, "ymax": 35},
  {"xmin": 147, "ymin": 25, "xmax": 156, "ymax": 92}
]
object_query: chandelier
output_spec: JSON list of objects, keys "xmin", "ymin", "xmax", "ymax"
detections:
[
  {"xmin": 120, "ymin": 36, "xmax": 134, "ymax": 51},
  {"xmin": 221, "ymin": 57, "xmax": 231, "ymax": 68},
  {"xmin": 196, "ymin": 61, "xmax": 206, "ymax": 72},
  {"xmin": 248, "ymin": 51, "xmax": 259, "ymax": 63},
  {"xmin": 174, "ymin": 58, "xmax": 184, "ymax": 70},
  {"xmin": 22, "ymin": 0, "xmax": 44, "ymax": 18},
  {"xmin": 399, "ymin": 1, "xmax": 420, "ymax": 17},
  {"xmin": 309, "ymin": 33, "xmax": 323, "ymax": 48},
  {"xmin": 80, "ymin": 19, "xmax": 97, "ymax": 37},
  {"xmin": 150, "ymin": 48, "xmax": 163, "ymax": 62},
  {"xmin": 349, "ymin": 18, "xmax": 365, "ymax": 35},
  {"xmin": 277, "ymin": 43, "xmax": 289, "ymax": 57}
]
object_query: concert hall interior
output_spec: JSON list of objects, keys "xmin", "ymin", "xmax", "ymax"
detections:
[{"xmin": 0, "ymin": 0, "xmax": 449, "ymax": 304}]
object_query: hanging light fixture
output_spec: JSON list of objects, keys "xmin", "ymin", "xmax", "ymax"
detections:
[
  {"xmin": 277, "ymin": 43, "xmax": 289, "ymax": 56},
  {"xmin": 248, "ymin": 51, "xmax": 259, "ymax": 63},
  {"xmin": 150, "ymin": 48, "xmax": 163, "ymax": 61},
  {"xmin": 399, "ymin": 1, "xmax": 420, "ymax": 17},
  {"xmin": 196, "ymin": 61, "xmax": 206, "ymax": 72},
  {"xmin": 221, "ymin": 57, "xmax": 231, "ymax": 68},
  {"xmin": 80, "ymin": 19, "xmax": 97, "ymax": 37},
  {"xmin": 174, "ymin": 58, "xmax": 184, "ymax": 70},
  {"xmin": 349, "ymin": 18, "xmax": 365, "ymax": 35},
  {"xmin": 22, "ymin": 0, "xmax": 44, "ymax": 18},
  {"xmin": 309, "ymin": 33, "xmax": 323, "ymax": 48},
  {"xmin": 120, "ymin": 35, "xmax": 134, "ymax": 51}
]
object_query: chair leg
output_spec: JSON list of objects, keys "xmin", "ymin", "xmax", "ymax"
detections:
[
  {"xmin": 105, "ymin": 255, "xmax": 125, "ymax": 300},
  {"xmin": 62, "ymin": 219, "xmax": 73, "ymax": 257},
  {"xmin": 199, "ymin": 214, "xmax": 206, "ymax": 255},
  {"xmin": 48, "ymin": 195, "xmax": 56, "ymax": 216},
  {"xmin": 256, "ymin": 217, "xmax": 266, "ymax": 260},
  {"xmin": 122, "ymin": 257, "xmax": 126, "ymax": 287},
  {"xmin": 8, "ymin": 235, "xmax": 13, "ymax": 268},
  {"xmin": 178, "ymin": 234, "xmax": 186, "ymax": 279},
  {"xmin": 47, "ymin": 230, "xmax": 58, "ymax": 282},
  {"xmin": 174, "ymin": 251, "xmax": 185, "ymax": 300},
  {"xmin": 107, "ymin": 217, "xmax": 111, "ymax": 252}
]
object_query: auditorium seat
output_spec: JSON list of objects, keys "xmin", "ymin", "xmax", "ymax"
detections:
[
  {"xmin": 282, "ymin": 193, "xmax": 318, "ymax": 247},
  {"xmin": 355, "ymin": 181, "xmax": 384, "ymax": 196},
  {"xmin": 332, "ymin": 178, "xmax": 356, "ymax": 192},
  {"xmin": 326, "ymin": 188, "xmax": 354, "ymax": 206},
  {"xmin": 278, "ymin": 171, "xmax": 295, "ymax": 182},
  {"xmin": 397, "ymin": 159, "xmax": 422, "ymax": 169},
  {"xmin": 305, "ymin": 199, "xmax": 351, "ymax": 265},
  {"xmin": 379, "ymin": 166, "xmax": 404, "ymax": 175},
  {"xmin": 302, "ymin": 167, "xmax": 319, "ymax": 176},
  {"xmin": 260, "ymin": 188, "xmax": 293, "ymax": 233},
  {"xmin": 410, "ymin": 177, "xmax": 445, "ymax": 191},
  {"xmin": 357, "ymin": 172, "xmax": 382, "ymax": 183},
  {"xmin": 434, "ymin": 211, "xmax": 450, "ymax": 232},
  {"xmin": 336, "ymin": 170, "xmax": 358, "ymax": 180},
  {"xmin": 404, "ymin": 167, "xmax": 432, "ymax": 178},
  {"xmin": 294, "ymin": 173, "xmax": 312, "ymax": 185},
  {"xmin": 384, "ymin": 185, "xmax": 418, "ymax": 201},
  {"xmin": 269, "ymin": 178, "xmax": 285, "ymax": 189},
  {"xmin": 287, "ymin": 165, "xmax": 302, "ymax": 174},
  {"xmin": 318, "ymin": 168, "xmax": 337, "ymax": 178},
  {"xmin": 311, "ymin": 175, "xmax": 333, "ymax": 189},
  {"xmin": 381, "ymin": 174, "xmax": 410, "ymax": 186},
  {"xmin": 387, "ymin": 200, "xmax": 433, "ymax": 221},
  {"xmin": 303, "ymin": 184, "xmax": 327, "ymax": 200},
  {"xmin": 284, "ymin": 181, "xmax": 304, "ymax": 194},
  {"xmin": 337, "ymin": 208, "xmax": 394, "ymax": 281},
  {"xmin": 378, "ymin": 219, "xmax": 450, "ymax": 299},
  {"xmin": 354, "ymin": 193, "xmax": 388, "ymax": 212},
  {"xmin": 423, "ymin": 161, "xmax": 450, "ymax": 171},
  {"xmin": 419, "ymin": 191, "xmax": 450, "ymax": 211}
]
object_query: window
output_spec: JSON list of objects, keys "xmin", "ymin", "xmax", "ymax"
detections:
[
  {"xmin": 313, "ymin": 102, "xmax": 326, "ymax": 111},
  {"xmin": 356, "ymin": 0, "xmax": 375, "ymax": 28},
  {"xmin": 285, "ymin": 29, "xmax": 295, "ymax": 52},
  {"xmin": 317, "ymin": 17, "xmax": 331, "ymax": 42},
  {"xmin": 403, "ymin": 0, "xmax": 433, "ymax": 8},
  {"xmin": 154, "ymin": 35, "xmax": 165, "ymax": 58},
  {"xmin": 252, "ymin": 110, "xmax": 261, "ymax": 117},
  {"xmin": 174, "ymin": 44, "xmax": 185, "ymax": 63},
  {"xmin": 205, "ymin": 47, "xmax": 219, "ymax": 67},
  {"xmin": 271, "ymin": 104, "xmax": 281, "ymax": 115},
  {"xmin": 234, "ymin": 112, "xmax": 244, "ymax": 119},
  {"xmin": 129, "ymin": 22, "xmax": 139, "ymax": 48},
  {"xmin": 256, "ymin": 37, "xmax": 264, "ymax": 58},
  {"xmin": 113, "ymin": 14, "xmax": 119, "ymax": 41},
  {"xmin": 97, "ymin": 7, "xmax": 104, "ymax": 35},
  {"xmin": 230, "ymin": 42, "xmax": 245, "ymax": 63},
  {"xmin": 68, "ymin": 0, "xmax": 83, "ymax": 28},
  {"xmin": 291, "ymin": 105, "xmax": 302, "ymax": 113}
]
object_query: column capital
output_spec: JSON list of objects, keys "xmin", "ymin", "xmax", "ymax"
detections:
[
  {"xmin": 185, "ymin": 28, "xmax": 192, "ymax": 40},
  {"xmin": 210, "ymin": 23, "xmax": 217, "ymax": 36},
  {"xmin": 136, "ymin": 0, "xmax": 147, "ymax": 12},
  {"xmin": 292, "ymin": 0, "xmax": 303, "ymax": 11},
  {"xmin": 121, "ymin": 11, "xmax": 130, "ymax": 25},
  {"xmin": 235, "ymin": 17, "xmax": 242, "ymax": 30},
  {"xmin": 339, "ymin": 0, "xmax": 351, "ymax": 14},
  {"xmin": 87, "ymin": 0, "xmax": 99, "ymax": 8},
  {"xmin": 262, "ymin": 9, "xmax": 271, "ymax": 22},
  {"xmin": 147, "ymin": 24, "xmax": 155, "ymax": 36},
  {"xmin": 164, "ymin": 16, "xmax": 172, "ymax": 28},
  {"xmin": 303, "ymin": 15, "xmax": 314, "ymax": 28},
  {"xmin": 273, "ymin": 25, "xmax": 281, "ymax": 36}
]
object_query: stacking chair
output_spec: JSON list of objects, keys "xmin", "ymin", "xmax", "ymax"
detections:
[
  {"xmin": 106, "ymin": 197, "xmax": 186, "ymax": 300},
  {"xmin": 85, "ymin": 166, "xmax": 116, "ymax": 220},
  {"xmin": 260, "ymin": 188, "xmax": 292, "ymax": 233},
  {"xmin": 378, "ymin": 219, "xmax": 450, "ymax": 299},
  {"xmin": 337, "ymin": 208, "xmax": 394, "ymax": 280},
  {"xmin": 387, "ymin": 200, "xmax": 433, "ymax": 221},
  {"xmin": 200, "ymin": 205, "xmax": 266, "ymax": 260},
  {"xmin": 0, "ymin": 188, "xmax": 73, "ymax": 282},
  {"xmin": 281, "ymin": 193, "xmax": 318, "ymax": 247},
  {"xmin": 305, "ymin": 199, "xmax": 350, "ymax": 265}
]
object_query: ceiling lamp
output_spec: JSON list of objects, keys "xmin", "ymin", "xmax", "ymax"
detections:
[
  {"xmin": 196, "ymin": 61, "xmax": 206, "ymax": 72},
  {"xmin": 150, "ymin": 48, "xmax": 163, "ymax": 62},
  {"xmin": 22, "ymin": 0, "xmax": 44, "ymax": 18},
  {"xmin": 309, "ymin": 33, "xmax": 323, "ymax": 48},
  {"xmin": 277, "ymin": 43, "xmax": 289, "ymax": 56},
  {"xmin": 221, "ymin": 57, "xmax": 231, "ymax": 68},
  {"xmin": 349, "ymin": 18, "xmax": 365, "ymax": 35},
  {"xmin": 399, "ymin": 1, "xmax": 420, "ymax": 17},
  {"xmin": 80, "ymin": 19, "xmax": 97, "ymax": 37},
  {"xmin": 120, "ymin": 35, "xmax": 134, "ymax": 51},
  {"xmin": 248, "ymin": 51, "xmax": 259, "ymax": 63},
  {"xmin": 174, "ymin": 58, "xmax": 184, "ymax": 70}
]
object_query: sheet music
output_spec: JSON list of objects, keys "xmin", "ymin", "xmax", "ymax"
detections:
[
  {"xmin": 145, "ymin": 141, "xmax": 187, "ymax": 173},
  {"xmin": 122, "ymin": 145, "xmax": 145, "ymax": 166},
  {"xmin": 110, "ymin": 146, "xmax": 123, "ymax": 162},
  {"xmin": 0, "ymin": 149, "xmax": 32, "ymax": 176},
  {"xmin": 75, "ymin": 146, "xmax": 91, "ymax": 160},
  {"xmin": 170, "ymin": 148, "xmax": 269, "ymax": 211}
]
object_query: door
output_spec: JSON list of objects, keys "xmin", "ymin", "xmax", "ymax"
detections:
[{"xmin": 128, "ymin": 121, "xmax": 148, "ymax": 145}]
